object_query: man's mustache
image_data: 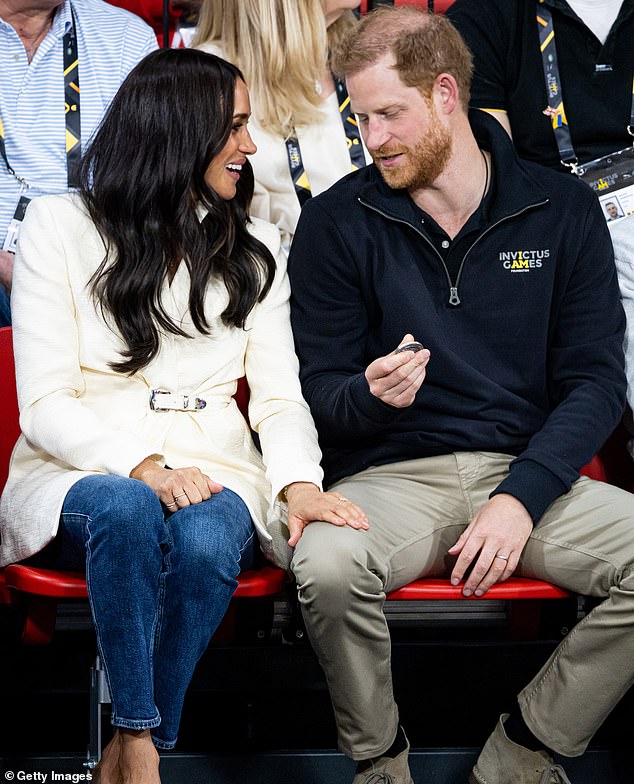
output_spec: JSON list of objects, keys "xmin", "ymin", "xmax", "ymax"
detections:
[{"xmin": 371, "ymin": 146, "xmax": 408, "ymax": 159}]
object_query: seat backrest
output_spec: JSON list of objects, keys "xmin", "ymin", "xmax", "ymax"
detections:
[
  {"xmin": 0, "ymin": 327, "xmax": 20, "ymax": 494},
  {"xmin": 360, "ymin": 0, "xmax": 455, "ymax": 14}
]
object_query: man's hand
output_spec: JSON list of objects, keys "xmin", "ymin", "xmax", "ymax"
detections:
[
  {"xmin": 365, "ymin": 334, "xmax": 430, "ymax": 408},
  {"xmin": 285, "ymin": 482, "xmax": 368, "ymax": 547},
  {"xmin": 130, "ymin": 457, "xmax": 223, "ymax": 511},
  {"xmin": 0, "ymin": 251, "xmax": 15, "ymax": 292},
  {"xmin": 448, "ymin": 494, "xmax": 533, "ymax": 597}
]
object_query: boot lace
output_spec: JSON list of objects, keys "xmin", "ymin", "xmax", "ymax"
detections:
[
  {"xmin": 539, "ymin": 763, "xmax": 572, "ymax": 784},
  {"xmin": 363, "ymin": 773, "xmax": 394, "ymax": 784}
]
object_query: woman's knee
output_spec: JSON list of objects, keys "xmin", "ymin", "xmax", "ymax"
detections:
[
  {"xmin": 66, "ymin": 475, "xmax": 164, "ymax": 547},
  {"xmin": 169, "ymin": 493, "xmax": 253, "ymax": 578}
]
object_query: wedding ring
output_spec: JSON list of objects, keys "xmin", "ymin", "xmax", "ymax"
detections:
[
  {"xmin": 495, "ymin": 554, "xmax": 509, "ymax": 561},
  {"xmin": 165, "ymin": 502, "xmax": 177, "ymax": 509},
  {"xmin": 173, "ymin": 492, "xmax": 187, "ymax": 500}
]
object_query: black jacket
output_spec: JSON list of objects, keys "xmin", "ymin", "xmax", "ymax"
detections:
[{"xmin": 289, "ymin": 111, "xmax": 626, "ymax": 522}]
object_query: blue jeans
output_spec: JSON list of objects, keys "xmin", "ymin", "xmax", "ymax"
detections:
[
  {"xmin": 0, "ymin": 284, "xmax": 11, "ymax": 327},
  {"xmin": 57, "ymin": 474, "xmax": 255, "ymax": 749}
]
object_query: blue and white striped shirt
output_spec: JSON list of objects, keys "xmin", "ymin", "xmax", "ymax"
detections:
[{"xmin": 0, "ymin": 0, "xmax": 157, "ymax": 246}]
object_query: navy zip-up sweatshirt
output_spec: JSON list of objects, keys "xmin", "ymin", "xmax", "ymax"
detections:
[{"xmin": 288, "ymin": 111, "xmax": 626, "ymax": 523}]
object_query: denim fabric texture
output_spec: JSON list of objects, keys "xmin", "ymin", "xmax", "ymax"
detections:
[
  {"xmin": 0, "ymin": 284, "xmax": 10, "ymax": 327},
  {"xmin": 57, "ymin": 474, "xmax": 255, "ymax": 748}
]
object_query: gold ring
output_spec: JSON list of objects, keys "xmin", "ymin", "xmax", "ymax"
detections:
[
  {"xmin": 337, "ymin": 497, "xmax": 349, "ymax": 504},
  {"xmin": 173, "ymin": 492, "xmax": 187, "ymax": 500},
  {"xmin": 165, "ymin": 502, "xmax": 177, "ymax": 508}
]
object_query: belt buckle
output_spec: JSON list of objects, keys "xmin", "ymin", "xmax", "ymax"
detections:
[
  {"xmin": 149, "ymin": 389, "xmax": 170, "ymax": 411},
  {"xmin": 149, "ymin": 389, "xmax": 206, "ymax": 411}
]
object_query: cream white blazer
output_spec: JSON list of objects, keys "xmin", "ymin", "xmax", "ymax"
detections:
[
  {"xmin": 197, "ymin": 42, "xmax": 372, "ymax": 252},
  {"xmin": 0, "ymin": 194, "xmax": 323, "ymax": 567}
]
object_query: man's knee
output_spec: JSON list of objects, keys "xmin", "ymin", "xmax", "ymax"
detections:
[{"xmin": 292, "ymin": 523, "xmax": 382, "ymax": 617}]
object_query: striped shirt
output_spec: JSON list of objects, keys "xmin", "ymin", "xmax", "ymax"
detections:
[{"xmin": 0, "ymin": 0, "xmax": 157, "ymax": 247}]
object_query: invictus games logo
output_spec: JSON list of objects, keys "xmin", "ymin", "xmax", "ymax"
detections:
[{"xmin": 499, "ymin": 249, "xmax": 550, "ymax": 271}]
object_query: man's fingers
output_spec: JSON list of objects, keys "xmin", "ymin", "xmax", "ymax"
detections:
[
  {"xmin": 462, "ymin": 547, "xmax": 504, "ymax": 596},
  {"xmin": 388, "ymin": 367, "xmax": 428, "ymax": 406},
  {"xmin": 450, "ymin": 544, "xmax": 481, "ymax": 585},
  {"xmin": 451, "ymin": 549, "xmax": 519, "ymax": 596},
  {"xmin": 448, "ymin": 530, "xmax": 468, "ymax": 555},
  {"xmin": 368, "ymin": 345, "xmax": 428, "ymax": 384},
  {"xmin": 370, "ymin": 357, "xmax": 429, "ymax": 408}
]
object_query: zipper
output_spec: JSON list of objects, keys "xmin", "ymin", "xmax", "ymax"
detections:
[{"xmin": 358, "ymin": 196, "xmax": 549, "ymax": 307}]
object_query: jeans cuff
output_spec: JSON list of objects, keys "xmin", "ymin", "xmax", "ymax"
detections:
[
  {"xmin": 152, "ymin": 734, "xmax": 177, "ymax": 750},
  {"xmin": 111, "ymin": 712, "xmax": 162, "ymax": 731}
]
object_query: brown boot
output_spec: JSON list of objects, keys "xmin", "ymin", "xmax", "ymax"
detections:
[
  {"xmin": 469, "ymin": 714, "xmax": 572, "ymax": 784},
  {"xmin": 352, "ymin": 730, "xmax": 414, "ymax": 784}
]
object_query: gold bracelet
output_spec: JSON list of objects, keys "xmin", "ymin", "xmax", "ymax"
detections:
[{"xmin": 279, "ymin": 484, "xmax": 290, "ymax": 503}]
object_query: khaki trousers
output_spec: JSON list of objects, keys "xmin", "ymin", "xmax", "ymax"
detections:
[{"xmin": 290, "ymin": 453, "xmax": 634, "ymax": 760}]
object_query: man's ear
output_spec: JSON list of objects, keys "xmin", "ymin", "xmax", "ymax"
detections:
[{"xmin": 433, "ymin": 73, "xmax": 460, "ymax": 116}]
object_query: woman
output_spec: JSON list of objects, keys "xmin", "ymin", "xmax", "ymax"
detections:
[
  {"xmin": 194, "ymin": 0, "xmax": 371, "ymax": 251},
  {"xmin": 0, "ymin": 49, "xmax": 367, "ymax": 783}
]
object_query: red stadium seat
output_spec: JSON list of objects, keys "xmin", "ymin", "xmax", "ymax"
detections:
[
  {"xmin": 0, "ymin": 326, "xmax": 20, "ymax": 492},
  {"xmin": 0, "ymin": 327, "xmax": 286, "ymax": 646},
  {"xmin": 1, "ymin": 325, "xmax": 629, "ymax": 760},
  {"xmin": 6, "ymin": 323, "xmax": 624, "ymax": 632},
  {"xmin": 360, "ymin": 0, "xmax": 455, "ymax": 14},
  {"xmin": 388, "ymin": 577, "xmax": 568, "ymax": 601},
  {"xmin": 0, "ymin": 326, "xmax": 288, "ymax": 764}
]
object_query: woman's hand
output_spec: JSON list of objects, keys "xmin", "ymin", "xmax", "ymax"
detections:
[
  {"xmin": 285, "ymin": 482, "xmax": 368, "ymax": 547},
  {"xmin": 130, "ymin": 458, "xmax": 224, "ymax": 511}
]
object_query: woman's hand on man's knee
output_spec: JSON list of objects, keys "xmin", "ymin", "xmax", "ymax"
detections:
[{"xmin": 285, "ymin": 483, "xmax": 368, "ymax": 547}]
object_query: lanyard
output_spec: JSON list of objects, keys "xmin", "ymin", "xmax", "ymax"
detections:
[
  {"xmin": 536, "ymin": 2, "xmax": 634, "ymax": 171},
  {"xmin": 285, "ymin": 75, "xmax": 366, "ymax": 206},
  {"xmin": 0, "ymin": 6, "xmax": 81, "ymax": 191}
]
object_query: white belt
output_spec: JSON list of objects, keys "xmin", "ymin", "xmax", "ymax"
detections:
[{"xmin": 149, "ymin": 389, "xmax": 207, "ymax": 412}]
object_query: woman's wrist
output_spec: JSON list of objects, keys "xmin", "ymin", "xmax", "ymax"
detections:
[
  {"xmin": 280, "ymin": 481, "xmax": 320, "ymax": 503},
  {"xmin": 129, "ymin": 455, "xmax": 162, "ymax": 482}
]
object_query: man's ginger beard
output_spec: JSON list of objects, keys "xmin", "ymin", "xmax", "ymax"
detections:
[{"xmin": 371, "ymin": 97, "xmax": 453, "ymax": 190}]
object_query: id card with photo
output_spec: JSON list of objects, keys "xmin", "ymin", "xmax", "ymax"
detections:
[{"xmin": 576, "ymin": 146, "xmax": 634, "ymax": 225}]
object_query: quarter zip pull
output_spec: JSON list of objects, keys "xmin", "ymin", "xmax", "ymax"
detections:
[{"xmin": 449, "ymin": 287, "xmax": 461, "ymax": 306}]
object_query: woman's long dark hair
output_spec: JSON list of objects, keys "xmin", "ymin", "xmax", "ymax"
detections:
[{"xmin": 79, "ymin": 48, "xmax": 276, "ymax": 374}]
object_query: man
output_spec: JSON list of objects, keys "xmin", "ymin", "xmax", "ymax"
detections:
[
  {"xmin": 287, "ymin": 7, "xmax": 634, "ymax": 784},
  {"xmin": 0, "ymin": 0, "xmax": 157, "ymax": 325},
  {"xmin": 447, "ymin": 0, "xmax": 633, "ymax": 173},
  {"xmin": 605, "ymin": 201, "xmax": 623, "ymax": 221}
]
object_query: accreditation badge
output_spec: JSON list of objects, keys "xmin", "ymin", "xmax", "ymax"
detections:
[
  {"xmin": 2, "ymin": 195, "xmax": 31, "ymax": 253},
  {"xmin": 575, "ymin": 147, "xmax": 634, "ymax": 225}
]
